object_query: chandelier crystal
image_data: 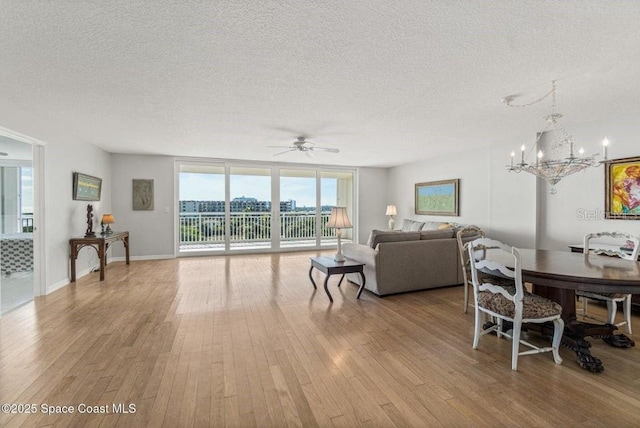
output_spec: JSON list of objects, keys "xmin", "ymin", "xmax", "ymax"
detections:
[{"xmin": 504, "ymin": 81, "xmax": 604, "ymax": 194}]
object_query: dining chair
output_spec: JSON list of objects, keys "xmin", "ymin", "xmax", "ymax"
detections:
[
  {"xmin": 576, "ymin": 232, "xmax": 640, "ymax": 334},
  {"xmin": 457, "ymin": 227, "xmax": 514, "ymax": 313},
  {"xmin": 468, "ymin": 238, "xmax": 564, "ymax": 371},
  {"xmin": 456, "ymin": 226, "xmax": 484, "ymax": 313}
]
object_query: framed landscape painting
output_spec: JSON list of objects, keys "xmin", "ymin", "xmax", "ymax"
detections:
[
  {"xmin": 605, "ymin": 156, "xmax": 640, "ymax": 219},
  {"xmin": 72, "ymin": 172, "xmax": 102, "ymax": 201},
  {"xmin": 415, "ymin": 179, "xmax": 459, "ymax": 216}
]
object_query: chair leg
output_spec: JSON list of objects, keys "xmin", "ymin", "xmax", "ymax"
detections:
[
  {"xmin": 606, "ymin": 300, "xmax": 617, "ymax": 326},
  {"xmin": 464, "ymin": 281, "xmax": 469, "ymax": 314},
  {"xmin": 582, "ymin": 297, "xmax": 588, "ymax": 316},
  {"xmin": 511, "ymin": 321, "xmax": 521, "ymax": 371},
  {"xmin": 624, "ymin": 295, "xmax": 632, "ymax": 334},
  {"xmin": 473, "ymin": 307, "xmax": 481, "ymax": 349},
  {"xmin": 551, "ymin": 318, "xmax": 564, "ymax": 365},
  {"xmin": 496, "ymin": 318, "xmax": 504, "ymax": 338}
]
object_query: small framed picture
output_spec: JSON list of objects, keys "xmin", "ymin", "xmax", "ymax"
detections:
[
  {"xmin": 132, "ymin": 179, "xmax": 154, "ymax": 210},
  {"xmin": 73, "ymin": 172, "xmax": 102, "ymax": 201}
]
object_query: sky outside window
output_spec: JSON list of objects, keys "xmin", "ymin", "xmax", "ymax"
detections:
[{"xmin": 180, "ymin": 172, "xmax": 337, "ymax": 207}]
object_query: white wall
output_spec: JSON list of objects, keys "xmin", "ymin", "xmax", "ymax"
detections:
[
  {"xmin": 387, "ymin": 149, "xmax": 492, "ymax": 227},
  {"xmin": 488, "ymin": 140, "xmax": 537, "ymax": 248},
  {"xmin": 387, "ymin": 146, "xmax": 537, "ymax": 245},
  {"xmin": 538, "ymin": 111, "xmax": 640, "ymax": 250},
  {"xmin": 386, "ymin": 111, "xmax": 640, "ymax": 251},
  {"xmin": 111, "ymin": 154, "xmax": 175, "ymax": 259},
  {"xmin": 46, "ymin": 140, "xmax": 111, "ymax": 291},
  {"xmin": 357, "ymin": 167, "xmax": 389, "ymax": 243}
]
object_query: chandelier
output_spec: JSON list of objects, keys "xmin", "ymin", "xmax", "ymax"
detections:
[{"xmin": 503, "ymin": 81, "xmax": 606, "ymax": 194}]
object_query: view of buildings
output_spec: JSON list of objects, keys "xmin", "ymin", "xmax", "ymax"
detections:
[{"xmin": 179, "ymin": 197, "xmax": 335, "ymax": 213}]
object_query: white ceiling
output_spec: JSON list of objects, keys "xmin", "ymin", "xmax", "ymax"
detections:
[{"xmin": 1, "ymin": 1, "xmax": 640, "ymax": 167}]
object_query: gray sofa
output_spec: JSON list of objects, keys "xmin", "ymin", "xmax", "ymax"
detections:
[{"xmin": 342, "ymin": 220, "xmax": 472, "ymax": 296}]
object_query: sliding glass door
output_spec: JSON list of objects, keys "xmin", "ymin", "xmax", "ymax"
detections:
[
  {"xmin": 229, "ymin": 167, "xmax": 272, "ymax": 250},
  {"xmin": 321, "ymin": 170, "xmax": 354, "ymax": 246},
  {"xmin": 177, "ymin": 161, "xmax": 355, "ymax": 254},
  {"xmin": 178, "ymin": 164, "xmax": 226, "ymax": 252},
  {"xmin": 280, "ymin": 169, "xmax": 317, "ymax": 248}
]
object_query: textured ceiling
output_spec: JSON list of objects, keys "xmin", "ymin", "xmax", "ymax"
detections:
[{"xmin": 1, "ymin": 1, "xmax": 640, "ymax": 167}]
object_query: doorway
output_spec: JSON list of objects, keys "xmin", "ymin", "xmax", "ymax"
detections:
[{"xmin": 0, "ymin": 135, "xmax": 35, "ymax": 314}]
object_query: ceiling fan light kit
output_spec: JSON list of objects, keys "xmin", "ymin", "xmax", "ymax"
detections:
[{"xmin": 267, "ymin": 136, "xmax": 339, "ymax": 157}]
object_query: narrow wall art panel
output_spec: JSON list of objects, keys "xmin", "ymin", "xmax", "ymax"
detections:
[{"xmin": 132, "ymin": 179, "xmax": 154, "ymax": 210}]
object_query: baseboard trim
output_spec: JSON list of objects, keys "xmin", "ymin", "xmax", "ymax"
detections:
[
  {"xmin": 47, "ymin": 265, "xmax": 98, "ymax": 295},
  {"xmin": 47, "ymin": 278, "xmax": 69, "ymax": 294},
  {"xmin": 110, "ymin": 254, "xmax": 175, "ymax": 262}
]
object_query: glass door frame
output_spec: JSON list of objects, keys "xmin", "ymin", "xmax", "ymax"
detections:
[
  {"xmin": 175, "ymin": 158, "xmax": 357, "ymax": 256},
  {"xmin": 0, "ymin": 126, "xmax": 45, "ymax": 317}
]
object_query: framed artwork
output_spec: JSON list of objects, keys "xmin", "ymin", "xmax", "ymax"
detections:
[
  {"xmin": 132, "ymin": 179, "xmax": 154, "ymax": 210},
  {"xmin": 605, "ymin": 156, "xmax": 640, "ymax": 219},
  {"xmin": 73, "ymin": 172, "xmax": 102, "ymax": 201},
  {"xmin": 415, "ymin": 179, "xmax": 459, "ymax": 216}
]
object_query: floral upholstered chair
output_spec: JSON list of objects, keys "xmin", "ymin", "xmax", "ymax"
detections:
[
  {"xmin": 468, "ymin": 238, "xmax": 564, "ymax": 371},
  {"xmin": 576, "ymin": 232, "xmax": 640, "ymax": 334}
]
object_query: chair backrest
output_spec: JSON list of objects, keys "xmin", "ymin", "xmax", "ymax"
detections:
[
  {"xmin": 456, "ymin": 226, "xmax": 485, "ymax": 284},
  {"xmin": 467, "ymin": 237, "xmax": 524, "ymax": 304},
  {"xmin": 584, "ymin": 232, "xmax": 640, "ymax": 261}
]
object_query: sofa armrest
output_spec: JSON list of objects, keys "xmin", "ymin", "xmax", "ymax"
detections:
[{"xmin": 342, "ymin": 243, "xmax": 376, "ymax": 267}]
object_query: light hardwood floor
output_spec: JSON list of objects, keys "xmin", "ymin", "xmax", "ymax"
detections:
[{"xmin": 1, "ymin": 251, "xmax": 639, "ymax": 427}]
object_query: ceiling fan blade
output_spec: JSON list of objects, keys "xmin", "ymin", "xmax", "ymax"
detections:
[
  {"xmin": 273, "ymin": 148, "xmax": 296, "ymax": 156},
  {"xmin": 305, "ymin": 151, "xmax": 316, "ymax": 158},
  {"xmin": 310, "ymin": 147, "xmax": 340, "ymax": 153},
  {"xmin": 266, "ymin": 145, "xmax": 294, "ymax": 149}
]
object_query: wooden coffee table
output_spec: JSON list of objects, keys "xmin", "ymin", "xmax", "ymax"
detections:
[{"xmin": 309, "ymin": 256, "xmax": 366, "ymax": 302}]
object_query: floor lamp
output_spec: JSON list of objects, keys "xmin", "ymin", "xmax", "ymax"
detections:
[{"xmin": 327, "ymin": 207, "xmax": 352, "ymax": 262}]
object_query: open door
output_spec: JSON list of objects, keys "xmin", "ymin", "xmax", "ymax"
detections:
[{"xmin": 0, "ymin": 133, "xmax": 39, "ymax": 315}]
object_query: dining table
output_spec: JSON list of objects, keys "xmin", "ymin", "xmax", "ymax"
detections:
[{"xmin": 511, "ymin": 249, "xmax": 640, "ymax": 372}]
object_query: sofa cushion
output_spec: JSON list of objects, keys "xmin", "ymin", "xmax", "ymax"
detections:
[
  {"xmin": 401, "ymin": 219, "xmax": 425, "ymax": 231},
  {"xmin": 422, "ymin": 221, "xmax": 445, "ymax": 230},
  {"xmin": 419, "ymin": 229, "xmax": 454, "ymax": 240},
  {"xmin": 367, "ymin": 230, "xmax": 421, "ymax": 248}
]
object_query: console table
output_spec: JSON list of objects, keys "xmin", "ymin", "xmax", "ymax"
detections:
[{"xmin": 69, "ymin": 231, "xmax": 130, "ymax": 282}]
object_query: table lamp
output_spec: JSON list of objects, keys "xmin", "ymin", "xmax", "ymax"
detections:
[
  {"xmin": 101, "ymin": 213, "xmax": 115, "ymax": 235},
  {"xmin": 385, "ymin": 205, "xmax": 397, "ymax": 230},
  {"xmin": 327, "ymin": 207, "xmax": 352, "ymax": 262}
]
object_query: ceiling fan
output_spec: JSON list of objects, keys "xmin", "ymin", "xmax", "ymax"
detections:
[{"xmin": 267, "ymin": 136, "xmax": 339, "ymax": 157}]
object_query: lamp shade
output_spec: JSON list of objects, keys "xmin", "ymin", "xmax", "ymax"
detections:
[
  {"xmin": 326, "ymin": 207, "xmax": 352, "ymax": 229},
  {"xmin": 101, "ymin": 214, "xmax": 115, "ymax": 224},
  {"xmin": 385, "ymin": 205, "xmax": 397, "ymax": 216}
]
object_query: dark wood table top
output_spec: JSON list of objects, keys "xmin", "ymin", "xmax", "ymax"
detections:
[
  {"xmin": 310, "ymin": 256, "xmax": 364, "ymax": 269},
  {"xmin": 516, "ymin": 249, "xmax": 640, "ymax": 294}
]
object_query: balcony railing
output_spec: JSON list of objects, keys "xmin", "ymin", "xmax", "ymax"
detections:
[
  {"xmin": 21, "ymin": 214, "xmax": 34, "ymax": 232},
  {"xmin": 179, "ymin": 211, "xmax": 343, "ymax": 249}
]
